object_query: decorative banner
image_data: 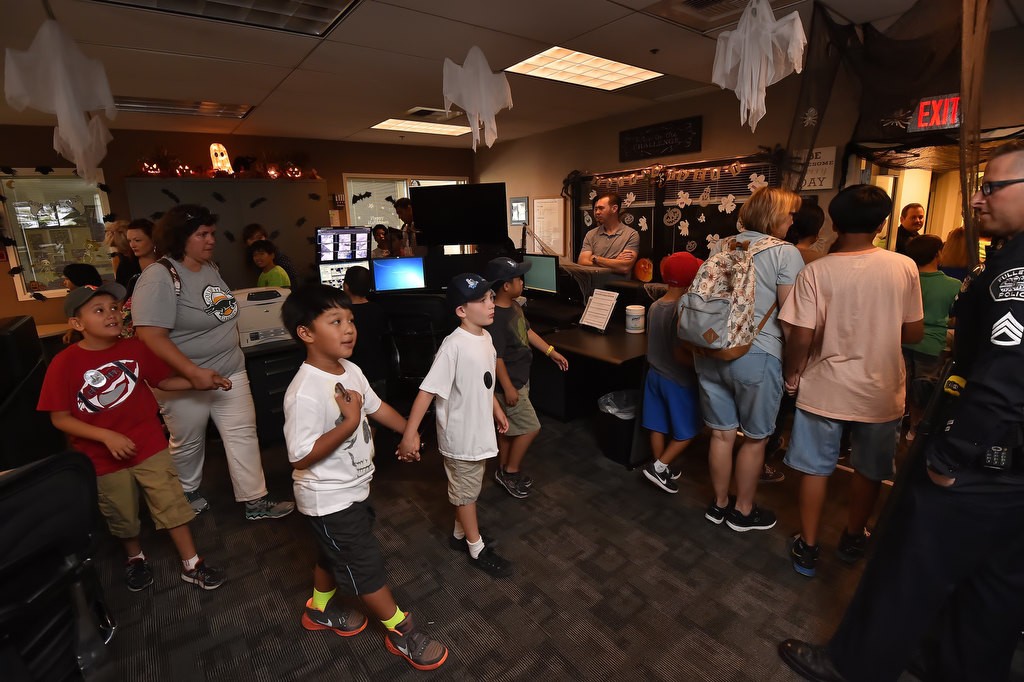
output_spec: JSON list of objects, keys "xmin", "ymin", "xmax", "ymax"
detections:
[
  {"xmin": 799, "ymin": 146, "xmax": 836, "ymax": 190},
  {"xmin": 619, "ymin": 116, "xmax": 702, "ymax": 162}
]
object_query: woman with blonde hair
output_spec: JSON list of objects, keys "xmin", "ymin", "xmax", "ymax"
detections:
[
  {"xmin": 938, "ymin": 226, "xmax": 971, "ymax": 280},
  {"xmin": 694, "ymin": 186, "xmax": 805, "ymax": 532}
]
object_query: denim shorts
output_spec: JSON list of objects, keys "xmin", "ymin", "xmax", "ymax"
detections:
[
  {"xmin": 694, "ymin": 348, "xmax": 783, "ymax": 439},
  {"xmin": 641, "ymin": 370, "xmax": 702, "ymax": 442},
  {"xmin": 783, "ymin": 408, "xmax": 900, "ymax": 481}
]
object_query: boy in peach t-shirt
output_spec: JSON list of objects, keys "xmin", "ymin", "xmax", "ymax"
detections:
[{"xmin": 779, "ymin": 185, "xmax": 924, "ymax": 579}]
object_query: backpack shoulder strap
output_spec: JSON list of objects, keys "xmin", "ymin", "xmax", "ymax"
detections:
[
  {"xmin": 747, "ymin": 235, "xmax": 789, "ymax": 257},
  {"xmin": 157, "ymin": 257, "xmax": 182, "ymax": 297}
]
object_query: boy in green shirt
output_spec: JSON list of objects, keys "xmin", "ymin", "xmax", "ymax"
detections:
[{"xmin": 252, "ymin": 239, "xmax": 291, "ymax": 288}]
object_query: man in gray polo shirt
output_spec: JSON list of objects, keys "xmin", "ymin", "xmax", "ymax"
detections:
[{"xmin": 577, "ymin": 192, "xmax": 640, "ymax": 276}]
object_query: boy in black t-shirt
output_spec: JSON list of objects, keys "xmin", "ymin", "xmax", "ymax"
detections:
[
  {"xmin": 343, "ymin": 266, "xmax": 389, "ymax": 398},
  {"xmin": 484, "ymin": 257, "xmax": 568, "ymax": 498}
]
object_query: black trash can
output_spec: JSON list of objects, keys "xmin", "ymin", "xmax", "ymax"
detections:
[{"xmin": 595, "ymin": 390, "xmax": 640, "ymax": 468}]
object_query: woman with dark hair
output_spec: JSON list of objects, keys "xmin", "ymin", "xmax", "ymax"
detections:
[
  {"xmin": 120, "ymin": 218, "xmax": 159, "ymax": 338},
  {"xmin": 131, "ymin": 204, "xmax": 294, "ymax": 520},
  {"xmin": 105, "ymin": 219, "xmax": 141, "ymax": 288},
  {"xmin": 62, "ymin": 263, "xmax": 102, "ymax": 289}
]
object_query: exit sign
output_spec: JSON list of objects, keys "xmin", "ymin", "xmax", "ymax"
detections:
[{"xmin": 908, "ymin": 93, "xmax": 961, "ymax": 132}]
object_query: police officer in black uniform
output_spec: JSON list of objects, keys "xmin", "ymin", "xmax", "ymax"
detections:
[{"xmin": 778, "ymin": 139, "xmax": 1024, "ymax": 681}]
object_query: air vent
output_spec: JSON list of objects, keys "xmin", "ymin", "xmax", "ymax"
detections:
[
  {"xmin": 114, "ymin": 96, "xmax": 253, "ymax": 119},
  {"xmin": 404, "ymin": 106, "xmax": 464, "ymax": 122}
]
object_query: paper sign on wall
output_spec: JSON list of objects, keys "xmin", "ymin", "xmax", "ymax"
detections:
[{"xmin": 799, "ymin": 147, "xmax": 836, "ymax": 191}]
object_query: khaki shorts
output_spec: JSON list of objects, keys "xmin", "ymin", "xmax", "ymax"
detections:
[
  {"xmin": 442, "ymin": 457, "xmax": 487, "ymax": 506},
  {"xmin": 96, "ymin": 449, "xmax": 195, "ymax": 538},
  {"xmin": 497, "ymin": 381, "xmax": 542, "ymax": 437}
]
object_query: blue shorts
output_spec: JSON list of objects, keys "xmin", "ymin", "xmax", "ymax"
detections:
[
  {"xmin": 783, "ymin": 408, "xmax": 900, "ymax": 481},
  {"xmin": 694, "ymin": 349, "xmax": 783, "ymax": 439},
  {"xmin": 641, "ymin": 370, "xmax": 702, "ymax": 442}
]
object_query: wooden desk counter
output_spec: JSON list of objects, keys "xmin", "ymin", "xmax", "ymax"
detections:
[
  {"xmin": 35, "ymin": 323, "xmax": 70, "ymax": 339},
  {"xmin": 544, "ymin": 325, "xmax": 647, "ymax": 365}
]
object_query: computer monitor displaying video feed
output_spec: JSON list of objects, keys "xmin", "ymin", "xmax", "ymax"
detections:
[
  {"xmin": 372, "ymin": 257, "xmax": 426, "ymax": 292},
  {"xmin": 318, "ymin": 260, "xmax": 369, "ymax": 290},
  {"xmin": 523, "ymin": 254, "xmax": 558, "ymax": 294},
  {"xmin": 316, "ymin": 227, "xmax": 370, "ymax": 263}
]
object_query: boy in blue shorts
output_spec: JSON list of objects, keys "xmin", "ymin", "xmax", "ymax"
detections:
[
  {"xmin": 281, "ymin": 285, "xmax": 448, "ymax": 671},
  {"xmin": 641, "ymin": 252, "xmax": 704, "ymax": 493},
  {"xmin": 484, "ymin": 256, "xmax": 568, "ymax": 498}
]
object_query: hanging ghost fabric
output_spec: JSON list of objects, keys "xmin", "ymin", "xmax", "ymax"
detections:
[
  {"xmin": 5, "ymin": 20, "xmax": 116, "ymax": 182},
  {"xmin": 712, "ymin": 0, "xmax": 806, "ymax": 133},
  {"xmin": 443, "ymin": 46, "xmax": 512, "ymax": 151}
]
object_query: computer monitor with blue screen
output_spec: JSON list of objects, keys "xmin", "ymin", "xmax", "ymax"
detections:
[
  {"xmin": 373, "ymin": 257, "xmax": 426, "ymax": 292},
  {"xmin": 523, "ymin": 254, "xmax": 558, "ymax": 294}
]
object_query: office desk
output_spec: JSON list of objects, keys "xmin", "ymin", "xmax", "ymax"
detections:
[
  {"xmin": 242, "ymin": 340, "xmax": 305, "ymax": 445},
  {"xmin": 543, "ymin": 326, "xmax": 647, "ymax": 365}
]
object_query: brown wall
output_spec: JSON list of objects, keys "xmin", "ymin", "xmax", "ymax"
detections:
[{"xmin": 0, "ymin": 127, "xmax": 474, "ymax": 325}]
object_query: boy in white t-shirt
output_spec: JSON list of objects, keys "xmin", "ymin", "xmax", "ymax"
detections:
[
  {"xmin": 780, "ymin": 185, "xmax": 924, "ymax": 579},
  {"xmin": 400, "ymin": 273, "xmax": 512, "ymax": 578},
  {"xmin": 281, "ymin": 285, "xmax": 448, "ymax": 671}
]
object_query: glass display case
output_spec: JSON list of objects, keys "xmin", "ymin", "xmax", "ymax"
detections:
[{"xmin": 1, "ymin": 169, "xmax": 112, "ymax": 300}]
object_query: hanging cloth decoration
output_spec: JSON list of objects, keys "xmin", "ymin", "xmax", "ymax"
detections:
[
  {"xmin": 712, "ymin": 0, "xmax": 806, "ymax": 133},
  {"xmin": 443, "ymin": 46, "xmax": 512, "ymax": 151},
  {"xmin": 5, "ymin": 20, "xmax": 116, "ymax": 182}
]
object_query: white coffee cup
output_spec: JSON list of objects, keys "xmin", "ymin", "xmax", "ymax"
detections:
[{"xmin": 625, "ymin": 305, "xmax": 645, "ymax": 334}]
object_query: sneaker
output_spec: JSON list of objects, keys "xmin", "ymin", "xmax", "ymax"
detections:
[
  {"xmin": 469, "ymin": 546, "xmax": 513, "ymax": 578},
  {"xmin": 726, "ymin": 505, "xmax": 777, "ymax": 532},
  {"xmin": 760, "ymin": 463, "xmax": 785, "ymax": 484},
  {"xmin": 385, "ymin": 612, "xmax": 448, "ymax": 671},
  {"xmin": 180, "ymin": 559, "xmax": 225, "ymax": 590},
  {"xmin": 494, "ymin": 468, "xmax": 529, "ymax": 499},
  {"xmin": 669, "ymin": 468, "xmax": 682, "ymax": 481},
  {"xmin": 244, "ymin": 495, "xmax": 295, "ymax": 520},
  {"xmin": 184, "ymin": 490, "xmax": 210, "ymax": 514},
  {"xmin": 301, "ymin": 598, "xmax": 367, "ymax": 637},
  {"xmin": 836, "ymin": 528, "xmax": 871, "ymax": 564},
  {"xmin": 642, "ymin": 461, "xmax": 678, "ymax": 494},
  {"xmin": 447, "ymin": 532, "xmax": 497, "ymax": 553},
  {"xmin": 704, "ymin": 495, "xmax": 736, "ymax": 525},
  {"xmin": 791, "ymin": 535, "xmax": 820, "ymax": 577},
  {"xmin": 125, "ymin": 558, "xmax": 153, "ymax": 592}
]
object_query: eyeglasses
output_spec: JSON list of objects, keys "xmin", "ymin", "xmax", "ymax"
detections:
[{"xmin": 980, "ymin": 178, "xmax": 1024, "ymax": 196}]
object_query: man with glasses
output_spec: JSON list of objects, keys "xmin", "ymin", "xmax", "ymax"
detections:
[{"xmin": 779, "ymin": 139, "xmax": 1024, "ymax": 682}]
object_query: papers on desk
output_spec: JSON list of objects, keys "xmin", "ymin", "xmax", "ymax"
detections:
[{"xmin": 578, "ymin": 289, "xmax": 618, "ymax": 332}]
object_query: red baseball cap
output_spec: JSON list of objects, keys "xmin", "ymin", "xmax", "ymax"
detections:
[{"xmin": 660, "ymin": 252, "xmax": 703, "ymax": 288}]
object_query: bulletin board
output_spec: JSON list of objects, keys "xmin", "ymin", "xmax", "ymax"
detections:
[{"xmin": 530, "ymin": 197, "xmax": 565, "ymax": 256}]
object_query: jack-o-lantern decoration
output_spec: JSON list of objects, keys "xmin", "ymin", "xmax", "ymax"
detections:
[
  {"xmin": 633, "ymin": 257, "xmax": 654, "ymax": 283},
  {"xmin": 266, "ymin": 164, "xmax": 281, "ymax": 179},
  {"xmin": 284, "ymin": 164, "xmax": 302, "ymax": 179},
  {"xmin": 209, "ymin": 143, "xmax": 234, "ymax": 174},
  {"xmin": 175, "ymin": 163, "xmax": 193, "ymax": 177},
  {"xmin": 141, "ymin": 161, "xmax": 161, "ymax": 175}
]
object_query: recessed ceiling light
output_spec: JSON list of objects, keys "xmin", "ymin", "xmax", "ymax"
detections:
[
  {"xmin": 506, "ymin": 47, "xmax": 662, "ymax": 91},
  {"xmin": 114, "ymin": 96, "xmax": 253, "ymax": 119},
  {"xmin": 372, "ymin": 119, "xmax": 471, "ymax": 136}
]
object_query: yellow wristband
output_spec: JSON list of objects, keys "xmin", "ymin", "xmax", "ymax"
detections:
[{"xmin": 545, "ymin": 345, "xmax": 554, "ymax": 356}]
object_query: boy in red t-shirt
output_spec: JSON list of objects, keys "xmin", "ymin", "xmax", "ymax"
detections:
[{"xmin": 38, "ymin": 283, "xmax": 229, "ymax": 592}]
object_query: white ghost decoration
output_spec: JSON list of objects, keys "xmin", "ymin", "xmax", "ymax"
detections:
[
  {"xmin": 719, "ymin": 194, "xmax": 737, "ymax": 214},
  {"xmin": 678, "ymin": 220, "xmax": 690, "ymax": 237},
  {"xmin": 5, "ymin": 20, "xmax": 116, "ymax": 182},
  {"xmin": 676, "ymin": 191, "xmax": 692, "ymax": 209},
  {"xmin": 748, "ymin": 173, "xmax": 768, "ymax": 193},
  {"xmin": 623, "ymin": 191, "xmax": 636, "ymax": 208},
  {"xmin": 210, "ymin": 143, "xmax": 234, "ymax": 174},
  {"xmin": 697, "ymin": 187, "xmax": 712, "ymax": 207},
  {"xmin": 443, "ymin": 46, "xmax": 512, "ymax": 151},
  {"xmin": 711, "ymin": 0, "xmax": 806, "ymax": 132},
  {"xmin": 638, "ymin": 216, "xmax": 648, "ymax": 232}
]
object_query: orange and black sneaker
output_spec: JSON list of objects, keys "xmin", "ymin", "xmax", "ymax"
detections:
[
  {"xmin": 301, "ymin": 598, "xmax": 367, "ymax": 637},
  {"xmin": 385, "ymin": 612, "xmax": 449, "ymax": 671}
]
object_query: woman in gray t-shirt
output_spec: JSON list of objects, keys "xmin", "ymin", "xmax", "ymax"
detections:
[{"xmin": 133, "ymin": 205, "xmax": 293, "ymax": 521}]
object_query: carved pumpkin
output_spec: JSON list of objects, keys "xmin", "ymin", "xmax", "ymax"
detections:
[
  {"xmin": 284, "ymin": 164, "xmax": 302, "ymax": 179},
  {"xmin": 633, "ymin": 257, "xmax": 654, "ymax": 283},
  {"xmin": 142, "ymin": 161, "xmax": 161, "ymax": 175},
  {"xmin": 209, "ymin": 143, "xmax": 234, "ymax": 173},
  {"xmin": 266, "ymin": 164, "xmax": 281, "ymax": 179},
  {"xmin": 175, "ymin": 163, "xmax": 193, "ymax": 177}
]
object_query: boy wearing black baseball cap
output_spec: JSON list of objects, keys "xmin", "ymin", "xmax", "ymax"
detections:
[
  {"xmin": 484, "ymin": 257, "xmax": 568, "ymax": 498},
  {"xmin": 400, "ymin": 273, "xmax": 514, "ymax": 577},
  {"xmin": 38, "ymin": 283, "xmax": 229, "ymax": 592}
]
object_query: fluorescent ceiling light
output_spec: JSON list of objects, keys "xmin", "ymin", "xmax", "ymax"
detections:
[
  {"xmin": 114, "ymin": 96, "xmax": 253, "ymax": 118},
  {"xmin": 372, "ymin": 119, "xmax": 471, "ymax": 136},
  {"xmin": 506, "ymin": 47, "xmax": 662, "ymax": 91}
]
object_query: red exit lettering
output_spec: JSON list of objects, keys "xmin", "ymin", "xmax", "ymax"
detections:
[{"xmin": 910, "ymin": 94, "xmax": 961, "ymax": 132}]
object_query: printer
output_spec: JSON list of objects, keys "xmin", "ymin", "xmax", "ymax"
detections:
[{"xmin": 234, "ymin": 287, "xmax": 291, "ymax": 348}]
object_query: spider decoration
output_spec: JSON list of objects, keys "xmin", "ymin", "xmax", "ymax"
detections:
[
  {"xmin": 882, "ymin": 109, "xmax": 914, "ymax": 130},
  {"xmin": 802, "ymin": 107, "xmax": 818, "ymax": 128}
]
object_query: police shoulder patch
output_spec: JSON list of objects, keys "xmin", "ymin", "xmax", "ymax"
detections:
[{"xmin": 990, "ymin": 267, "xmax": 1024, "ymax": 302}]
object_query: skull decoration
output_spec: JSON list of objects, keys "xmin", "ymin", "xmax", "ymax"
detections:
[{"xmin": 209, "ymin": 143, "xmax": 234, "ymax": 174}]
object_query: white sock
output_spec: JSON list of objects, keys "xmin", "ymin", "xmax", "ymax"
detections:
[
  {"xmin": 653, "ymin": 460, "xmax": 668, "ymax": 473},
  {"xmin": 453, "ymin": 519, "xmax": 465, "ymax": 540},
  {"xmin": 467, "ymin": 536, "xmax": 485, "ymax": 559},
  {"xmin": 182, "ymin": 554, "xmax": 200, "ymax": 571},
  {"xmin": 128, "ymin": 551, "xmax": 145, "ymax": 562}
]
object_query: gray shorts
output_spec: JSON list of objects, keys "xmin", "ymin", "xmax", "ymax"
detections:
[
  {"xmin": 784, "ymin": 408, "xmax": 900, "ymax": 481},
  {"xmin": 497, "ymin": 381, "xmax": 541, "ymax": 437},
  {"xmin": 694, "ymin": 348, "xmax": 783, "ymax": 439},
  {"xmin": 442, "ymin": 457, "xmax": 487, "ymax": 506}
]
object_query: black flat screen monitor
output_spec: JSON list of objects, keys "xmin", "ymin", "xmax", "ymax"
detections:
[
  {"xmin": 373, "ymin": 257, "xmax": 426, "ymax": 292},
  {"xmin": 410, "ymin": 183, "xmax": 509, "ymax": 247},
  {"xmin": 319, "ymin": 260, "xmax": 369, "ymax": 289},
  {"xmin": 316, "ymin": 227, "xmax": 370, "ymax": 263},
  {"xmin": 523, "ymin": 254, "xmax": 559, "ymax": 295}
]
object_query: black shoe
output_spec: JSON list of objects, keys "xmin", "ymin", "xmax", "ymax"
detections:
[
  {"xmin": 495, "ymin": 468, "xmax": 530, "ymax": 499},
  {"xmin": 125, "ymin": 557, "xmax": 153, "ymax": 592},
  {"xmin": 726, "ymin": 505, "xmax": 777, "ymax": 532},
  {"xmin": 470, "ymin": 546, "xmax": 513, "ymax": 577},
  {"xmin": 791, "ymin": 535, "xmax": 819, "ymax": 578},
  {"xmin": 836, "ymin": 528, "xmax": 870, "ymax": 564},
  {"xmin": 642, "ymin": 461, "xmax": 679, "ymax": 493},
  {"xmin": 778, "ymin": 639, "xmax": 846, "ymax": 681},
  {"xmin": 180, "ymin": 559, "xmax": 226, "ymax": 590},
  {"xmin": 760, "ymin": 463, "xmax": 785, "ymax": 483},
  {"xmin": 448, "ymin": 532, "xmax": 496, "ymax": 553},
  {"xmin": 704, "ymin": 495, "xmax": 736, "ymax": 525}
]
